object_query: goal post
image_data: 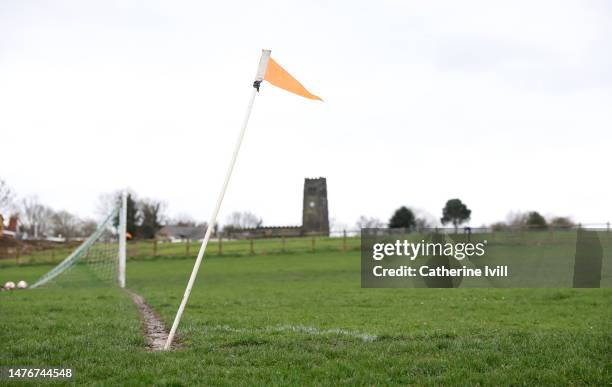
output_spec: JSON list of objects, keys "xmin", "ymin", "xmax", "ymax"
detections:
[{"xmin": 30, "ymin": 191, "xmax": 128, "ymax": 289}]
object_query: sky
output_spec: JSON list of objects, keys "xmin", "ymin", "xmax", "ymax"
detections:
[{"xmin": 1, "ymin": 0, "xmax": 611, "ymax": 230}]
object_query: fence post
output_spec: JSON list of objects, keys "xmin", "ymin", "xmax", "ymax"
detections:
[
  {"xmin": 342, "ymin": 230, "xmax": 347, "ymax": 252},
  {"xmin": 311, "ymin": 237, "xmax": 316, "ymax": 253},
  {"xmin": 218, "ymin": 235, "xmax": 223, "ymax": 255},
  {"xmin": 153, "ymin": 239, "xmax": 158, "ymax": 257},
  {"xmin": 250, "ymin": 238, "xmax": 254, "ymax": 255},
  {"xmin": 607, "ymin": 222, "xmax": 610, "ymax": 233},
  {"xmin": 186, "ymin": 239, "xmax": 190, "ymax": 256},
  {"xmin": 15, "ymin": 245, "xmax": 21, "ymax": 265},
  {"xmin": 281, "ymin": 236, "xmax": 286, "ymax": 253}
]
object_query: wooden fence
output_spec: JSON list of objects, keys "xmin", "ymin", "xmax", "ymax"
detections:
[
  {"xmin": 2, "ymin": 225, "xmax": 610, "ymax": 267},
  {"xmin": 0, "ymin": 233, "xmax": 361, "ymax": 267}
]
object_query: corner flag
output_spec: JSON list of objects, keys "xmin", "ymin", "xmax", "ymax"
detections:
[
  {"xmin": 164, "ymin": 49, "xmax": 321, "ymax": 350},
  {"xmin": 254, "ymin": 50, "xmax": 322, "ymax": 101}
]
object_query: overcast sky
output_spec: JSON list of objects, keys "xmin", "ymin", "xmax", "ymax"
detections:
[{"xmin": 1, "ymin": 0, "xmax": 610, "ymax": 229}]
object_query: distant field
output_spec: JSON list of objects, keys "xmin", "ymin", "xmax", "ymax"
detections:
[{"xmin": 1, "ymin": 245, "xmax": 610, "ymax": 385}]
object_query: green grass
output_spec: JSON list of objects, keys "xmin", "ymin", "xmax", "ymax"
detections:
[{"xmin": 1, "ymin": 250, "xmax": 611, "ymax": 385}]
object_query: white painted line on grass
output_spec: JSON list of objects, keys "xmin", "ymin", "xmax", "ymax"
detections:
[{"xmin": 204, "ymin": 324, "xmax": 378, "ymax": 342}]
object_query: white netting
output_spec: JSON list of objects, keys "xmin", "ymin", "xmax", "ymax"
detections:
[{"xmin": 30, "ymin": 207, "xmax": 120, "ymax": 288}]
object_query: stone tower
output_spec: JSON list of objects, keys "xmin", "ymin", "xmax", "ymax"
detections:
[{"xmin": 302, "ymin": 177, "xmax": 329, "ymax": 235}]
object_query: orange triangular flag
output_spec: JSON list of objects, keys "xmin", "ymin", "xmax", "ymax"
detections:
[{"xmin": 264, "ymin": 58, "xmax": 322, "ymax": 101}]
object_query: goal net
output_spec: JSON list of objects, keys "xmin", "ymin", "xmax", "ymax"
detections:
[{"xmin": 30, "ymin": 194, "xmax": 127, "ymax": 289}]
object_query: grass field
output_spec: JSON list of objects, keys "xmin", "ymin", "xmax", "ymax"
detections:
[{"xmin": 1, "ymin": 246, "xmax": 611, "ymax": 385}]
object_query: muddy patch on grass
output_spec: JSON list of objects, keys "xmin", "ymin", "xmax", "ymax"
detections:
[{"xmin": 126, "ymin": 289, "xmax": 177, "ymax": 351}]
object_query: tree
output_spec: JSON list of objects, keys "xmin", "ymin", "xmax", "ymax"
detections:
[
  {"xmin": 389, "ymin": 206, "xmax": 416, "ymax": 229},
  {"xmin": 99, "ymin": 190, "xmax": 136, "ymax": 235},
  {"xmin": 413, "ymin": 209, "xmax": 437, "ymax": 231},
  {"xmin": 77, "ymin": 219, "xmax": 99, "ymax": 237},
  {"xmin": 441, "ymin": 199, "xmax": 471, "ymax": 233},
  {"xmin": 355, "ymin": 215, "xmax": 385, "ymax": 229},
  {"xmin": 490, "ymin": 222, "xmax": 508, "ymax": 231},
  {"xmin": 224, "ymin": 211, "xmax": 262, "ymax": 230},
  {"xmin": 329, "ymin": 217, "xmax": 348, "ymax": 233},
  {"xmin": 414, "ymin": 217, "xmax": 432, "ymax": 231},
  {"xmin": 525, "ymin": 211, "xmax": 547, "ymax": 229},
  {"xmin": 104, "ymin": 191, "xmax": 168, "ymax": 239},
  {"xmin": 0, "ymin": 178, "xmax": 15, "ymax": 215},
  {"xmin": 51, "ymin": 210, "xmax": 80, "ymax": 240},
  {"xmin": 549, "ymin": 216, "xmax": 574, "ymax": 229},
  {"xmin": 139, "ymin": 199, "xmax": 165, "ymax": 239},
  {"xmin": 506, "ymin": 211, "xmax": 528, "ymax": 228},
  {"xmin": 123, "ymin": 193, "xmax": 140, "ymax": 237},
  {"xmin": 98, "ymin": 191, "xmax": 124, "ymax": 219},
  {"xmin": 19, "ymin": 196, "xmax": 55, "ymax": 238}
]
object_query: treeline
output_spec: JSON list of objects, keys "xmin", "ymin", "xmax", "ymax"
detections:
[
  {"xmin": 490, "ymin": 211, "xmax": 574, "ymax": 230},
  {"xmin": 355, "ymin": 198, "xmax": 575, "ymax": 232},
  {"xmin": 0, "ymin": 181, "xmax": 173, "ymax": 241},
  {"xmin": 355, "ymin": 198, "xmax": 473, "ymax": 232},
  {"xmin": 1, "ymin": 179, "xmax": 99, "ymax": 240},
  {"xmin": 1, "ymin": 177, "xmax": 581, "ymax": 241},
  {"xmin": 1, "ymin": 177, "xmax": 267, "ymax": 241},
  {"xmin": 113, "ymin": 192, "xmax": 265, "ymax": 239}
]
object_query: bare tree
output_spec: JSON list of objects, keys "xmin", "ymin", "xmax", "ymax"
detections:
[
  {"xmin": 355, "ymin": 216, "xmax": 385, "ymax": 229},
  {"xmin": 224, "ymin": 211, "xmax": 262, "ymax": 229},
  {"xmin": 97, "ymin": 190, "xmax": 136, "ymax": 220},
  {"xmin": 414, "ymin": 217, "xmax": 432, "ymax": 231},
  {"xmin": 413, "ymin": 208, "xmax": 438, "ymax": 230},
  {"xmin": 0, "ymin": 178, "xmax": 15, "ymax": 215},
  {"xmin": 77, "ymin": 218, "xmax": 99, "ymax": 237},
  {"xmin": 96, "ymin": 191, "xmax": 119, "ymax": 219},
  {"xmin": 329, "ymin": 217, "xmax": 348, "ymax": 233},
  {"xmin": 20, "ymin": 196, "xmax": 55, "ymax": 238},
  {"xmin": 506, "ymin": 211, "xmax": 528, "ymax": 228},
  {"xmin": 51, "ymin": 210, "xmax": 80, "ymax": 240}
]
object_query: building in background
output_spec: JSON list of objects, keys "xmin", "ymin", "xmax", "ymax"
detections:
[
  {"xmin": 156, "ymin": 225, "xmax": 207, "ymax": 243},
  {"xmin": 0, "ymin": 214, "xmax": 18, "ymax": 239},
  {"xmin": 227, "ymin": 177, "xmax": 330, "ymax": 239},
  {"xmin": 302, "ymin": 177, "xmax": 330, "ymax": 235}
]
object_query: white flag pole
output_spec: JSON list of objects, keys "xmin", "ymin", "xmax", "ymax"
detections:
[
  {"xmin": 164, "ymin": 50, "xmax": 271, "ymax": 350},
  {"xmin": 118, "ymin": 190, "xmax": 127, "ymax": 288}
]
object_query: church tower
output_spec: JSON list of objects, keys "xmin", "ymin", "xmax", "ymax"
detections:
[{"xmin": 302, "ymin": 178, "xmax": 329, "ymax": 235}]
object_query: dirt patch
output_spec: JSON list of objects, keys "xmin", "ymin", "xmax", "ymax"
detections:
[{"xmin": 126, "ymin": 289, "xmax": 177, "ymax": 351}]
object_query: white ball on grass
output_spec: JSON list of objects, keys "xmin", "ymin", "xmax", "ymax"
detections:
[
  {"xmin": 4, "ymin": 281, "xmax": 15, "ymax": 290},
  {"xmin": 17, "ymin": 280, "xmax": 28, "ymax": 289}
]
